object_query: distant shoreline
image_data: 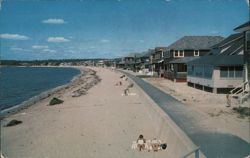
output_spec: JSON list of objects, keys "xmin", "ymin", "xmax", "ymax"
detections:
[{"xmin": 0, "ymin": 66, "xmax": 84, "ymax": 118}]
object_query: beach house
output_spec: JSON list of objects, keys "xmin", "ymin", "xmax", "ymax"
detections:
[
  {"xmin": 116, "ymin": 53, "xmax": 142, "ymax": 70},
  {"xmin": 150, "ymin": 47, "xmax": 167, "ymax": 77},
  {"xmin": 134, "ymin": 51, "xmax": 151, "ymax": 73},
  {"xmin": 186, "ymin": 23, "xmax": 248, "ymax": 94},
  {"xmin": 233, "ymin": 21, "xmax": 250, "ymax": 86},
  {"xmin": 164, "ymin": 36, "xmax": 224, "ymax": 82}
]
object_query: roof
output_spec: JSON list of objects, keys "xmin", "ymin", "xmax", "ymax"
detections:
[
  {"xmin": 208, "ymin": 33, "xmax": 244, "ymax": 56},
  {"xmin": 234, "ymin": 21, "xmax": 250, "ymax": 32},
  {"xmin": 141, "ymin": 51, "xmax": 151, "ymax": 57},
  {"xmin": 187, "ymin": 55, "xmax": 243, "ymax": 66},
  {"xmin": 211, "ymin": 33, "xmax": 243, "ymax": 48},
  {"xmin": 167, "ymin": 36, "xmax": 224, "ymax": 50},
  {"xmin": 155, "ymin": 47, "xmax": 167, "ymax": 51},
  {"xmin": 219, "ymin": 38, "xmax": 244, "ymax": 55},
  {"xmin": 169, "ymin": 57, "xmax": 200, "ymax": 64},
  {"xmin": 125, "ymin": 52, "xmax": 142, "ymax": 58}
]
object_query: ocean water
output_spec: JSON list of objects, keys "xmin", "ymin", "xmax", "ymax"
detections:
[{"xmin": 0, "ymin": 67, "xmax": 80, "ymax": 110}]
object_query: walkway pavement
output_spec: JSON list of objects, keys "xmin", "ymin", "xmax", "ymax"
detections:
[{"xmin": 122, "ymin": 71, "xmax": 250, "ymax": 158}]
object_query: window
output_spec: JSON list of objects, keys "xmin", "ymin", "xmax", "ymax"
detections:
[
  {"xmin": 194, "ymin": 50, "xmax": 199, "ymax": 56},
  {"xmin": 228, "ymin": 67, "xmax": 234, "ymax": 77},
  {"xmin": 235, "ymin": 66, "xmax": 243, "ymax": 77},
  {"xmin": 220, "ymin": 66, "xmax": 243, "ymax": 78},
  {"xmin": 177, "ymin": 64, "xmax": 186, "ymax": 72},
  {"xmin": 174, "ymin": 50, "xmax": 178, "ymax": 57},
  {"xmin": 179, "ymin": 50, "xmax": 184, "ymax": 57},
  {"xmin": 204, "ymin": 65, "xmax": 213, "ymax": 78},
  {"xmin": 220, "ymin": 67, "xmax": 228, "ymax": 77},
  {"xmin": 174, "ymin": 50, "xmax": 184, "ymax": 57}
]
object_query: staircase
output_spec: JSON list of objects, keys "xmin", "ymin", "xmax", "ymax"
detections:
[{"xmin": 229, "ymin": 81, "xmax": 249, "ymax": 106}]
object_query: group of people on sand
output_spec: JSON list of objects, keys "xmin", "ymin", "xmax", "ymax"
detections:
[
  {"xmin": 115, "ymin": 74, "xmax": 134, "ymax": 96},
  {"xmin": 132, "ymin": 135, "xmax": 167, "ymax": 152}
]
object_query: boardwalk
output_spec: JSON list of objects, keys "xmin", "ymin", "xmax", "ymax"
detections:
[{"xmin": 123, "ymin": 71, "xmax": 250, "ymax": 158}]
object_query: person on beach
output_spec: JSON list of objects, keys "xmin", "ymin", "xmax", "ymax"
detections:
[
  {"xmin": 151, "ymin": 138, "xmax": 162, "ymax": 152},
  {"xmin": 124, "ymin": 88, "xmax": 129, "ymax": 96},
  {"xmin": 137, "ymin": 135, "xmax": 146, "ymax": 151}
]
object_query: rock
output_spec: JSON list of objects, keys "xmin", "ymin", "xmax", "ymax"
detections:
[
  {"xmin": 72, "ymin": 89, "xmax": 87, "ymax": 97},
  {"xmin": 49, "ymin": 97, "xmax": 64, "ymax": 106},
  {"xmin": 5, "ymin": 119, "xmax": 22, "ymax": 127},
  {"xmin": 120, "ymin": 75, "xmax": 125, "ymax": 78},
  {"xmin": 128, "ymin": 83, "xmax": 134, "ymax": 88},
  {"xmin": 183, "ymin": 99, "xmax": 187, "ymax": 101}
]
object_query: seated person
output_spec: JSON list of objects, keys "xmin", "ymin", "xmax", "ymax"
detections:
[
  {"xmin": 137, "ymin": 135, "xmax": 146, "ymax": 151},
  {"xmin": 151, "ymin": 138, "xmax": 161, "ymax": 152}
]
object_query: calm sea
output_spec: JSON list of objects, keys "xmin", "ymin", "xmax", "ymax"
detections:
[{"xmin": 0, "ymin": 67, "xmax": 80, "ymax": 110}]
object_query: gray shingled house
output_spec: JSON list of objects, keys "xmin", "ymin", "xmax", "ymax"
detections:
[
  {"xmin": 150, "ymin": 47, "xmax": 167, "ymax": 77},
  {"xmin": 187, "ymin": 23, "xmax": 248, "ymax": 94},
  {"xmin": 233, "ymin": 21, "xmax": 250, "ymax": 89},
  {"xmin": 134, "ymin": 50, "xmax": 151, "ymax": 72},
  {"xmin": 164, "ymin": 36, "xmax": 224, "ymax": 82}
]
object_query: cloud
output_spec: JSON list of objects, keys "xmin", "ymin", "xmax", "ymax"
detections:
[
  {"xmin": 0, "ymin": 0, "xmax": 3, "ymax": 10},
  {"xmin": 42, "ymin": 48, "xmax": 56, "ymax": 53},
  {"xmin": 210, "ymin": 30, "xmax": 219, "ymax": 34},
  {"xmin": 0, "ymin": 34, "xmax": 29, "ymax": 40},
  {"xmin": 10, "ymin": 47, "xmax": 24, "ymax": 51},
  {"xmin": 100, "ymin": 39, "xmax": 110, "ymax": 43},
  {"xmin": 10, "ymin": 47, "xmax": 31, "ymax": 52},
  {"xmin": 42, "ymin": 18, "xmax": 66, "ymax": 24},
  {"xmin": 32, "ymin": 45, "xmax": 49, "ymax": 49},
  {"xmin": 47, "ymin": 37, "xmax": 70, "ymax": 43}
]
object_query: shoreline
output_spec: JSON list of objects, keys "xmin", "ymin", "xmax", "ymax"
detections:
[
  {"xmin": 1, "ymin": 67, "xmax": 197, "ymax": 158},
  {"xmin": 0, "ymin": 66, "xmax": 97, "ymax": 118}
]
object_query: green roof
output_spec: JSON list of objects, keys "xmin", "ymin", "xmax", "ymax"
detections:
[
  {"xmin": 169, "ymin": 57, "xmax": 200, "ymax": 64},
  {"xmin": 187, "ymin": 55, "xmax": 243, "ymax": 66}
]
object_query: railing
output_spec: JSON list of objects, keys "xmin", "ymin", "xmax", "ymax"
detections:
[
  {"xmin": 228, "ymin": 81, "xmax": 249, "ymax": 106},
  {"xmin": 182, "ymin": 147, "xmax": 201, "ymax": 158},
  {"xmin": 230, "ymin": 81, "xmax": 248, "ymax": 95},
  {"xmin": 239, "ymin": 90, "xmax": 250, "ymax": 104}
]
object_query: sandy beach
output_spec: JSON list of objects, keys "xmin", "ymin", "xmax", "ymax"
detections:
[{"xmin": 1, "ymin": 67, "xmax": 178, "ymax": 158}]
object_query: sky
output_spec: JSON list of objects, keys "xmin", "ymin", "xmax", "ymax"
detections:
[{"xmin": 0, "ymin": 0, "xmax": 249, "ymax": 60}]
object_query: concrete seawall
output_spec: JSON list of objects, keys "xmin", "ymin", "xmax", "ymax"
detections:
[{"xmin": 126, "ymin": 72, "xmax": 205, "ymax": 158}]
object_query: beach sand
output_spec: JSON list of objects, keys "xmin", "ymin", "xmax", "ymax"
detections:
[{"xmin": 1, "ymin": 67, "xmax": 170, "ymax": 158}]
